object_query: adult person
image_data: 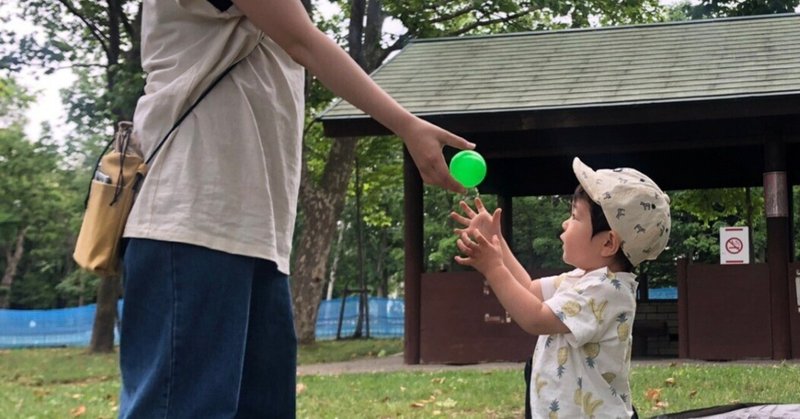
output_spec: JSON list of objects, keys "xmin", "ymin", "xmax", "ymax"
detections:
[{"xmin": 120, "ymin": 0, "xmax": 474, "ymax": 417}]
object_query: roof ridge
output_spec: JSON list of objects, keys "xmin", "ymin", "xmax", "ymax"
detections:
[{"xmin": 410, "ymin": 13, "xmax": 800, "ymax": 44}]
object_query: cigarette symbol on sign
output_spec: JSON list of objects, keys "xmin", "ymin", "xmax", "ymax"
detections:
[{"xmin": 726, "ymin": 237, "xmax": 744, "ymax": 254}]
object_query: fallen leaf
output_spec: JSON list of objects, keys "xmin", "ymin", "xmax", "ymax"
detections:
[
  {"xmin": 665, "ymin": 377, "xmax": 676, "ymax": 386},
  {"xmin": 645, "ymin": 388, "xmax": 662, "ymax": 404},
  {"xmin": 400, "ymin": 386, "xmax": 406, "ymax": 392},
  {"xmin": 296, "ymin": 383, "xmax": 307, "ymax": 395},
  {"xmin": 436, "ymin": 398, "xmax": 458, "ymax": 408},
  {"xmin": 70, "ymin": 405, "xmax": 86, "ymax": 417},
  {"xmin": 689, "ymin": 390, "xmax": 698, "ymax": 398},
  {"xmin": 431, "ymin": 377, "xmax": 446, "ymax": 384},
  {"xmin": 411, "ymin": 402, "xmax": 425, "ymax": 408}
]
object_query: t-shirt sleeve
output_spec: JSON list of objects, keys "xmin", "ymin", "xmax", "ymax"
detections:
[
  {"xmin": 544, "ymin": 278, "xmax": 617, "ymax": 347},
  {"xmin": 538, "ymin": 275, "xmax": 557, "ymax": 300},
  {"xmin": 176, "ymin": 0, "xmax": 245, "ymax": 17}
]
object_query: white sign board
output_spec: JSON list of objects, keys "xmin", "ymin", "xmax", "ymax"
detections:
[{"xmin": 720, "ymin": 227, "xmax": 750, "ymax": 265}]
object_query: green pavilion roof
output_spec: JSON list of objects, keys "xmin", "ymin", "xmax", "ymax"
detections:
[{"xmin": 319, "ymin": 14, "xmax": 800, "ymax": 128}]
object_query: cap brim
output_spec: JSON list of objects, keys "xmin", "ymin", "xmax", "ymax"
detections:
[{"xmin": 572, "ymin": 157, "xmax": 600, "ymax": 202}]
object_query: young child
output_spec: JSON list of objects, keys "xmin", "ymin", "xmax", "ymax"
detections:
[{"xmin": 451, "ymin": 157, "xmax": 670, "ymax": 418}]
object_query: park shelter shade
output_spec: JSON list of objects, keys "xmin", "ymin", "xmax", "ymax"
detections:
[{"xmin": 318, "ymin": 14, "xmax": 800, "ymax": 364}]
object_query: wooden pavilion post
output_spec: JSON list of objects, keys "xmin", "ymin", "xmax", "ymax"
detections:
[
  {"xmin": 764, "ymin": 136, "xmax": 792, "ymax": 360},
  {"xmin": 403, "ymin": 147, "xmax": 423, "ymax": 364},
  {"xmin": 676, "ymin": 256, "xmax": 689, "ymax": 358}
]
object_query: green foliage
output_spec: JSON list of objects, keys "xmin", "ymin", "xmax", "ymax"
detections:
[
  {"xmin": 681, "ymin": 0, "xmax": 800, "ymax": 19},
  {"xmin": 0, "ymin": 77, "xmax": 34, "ymax": 126},
  {"xmin": 2, "ymin": 1, "xmax": 144, "ymax": 158},
  {"xmin": 298, "ymin": 338, "xmax": 403, "ymax": 364},
  {"xmin": 511, "ymin": 196, "xmax": 572, "ymax": 271},
  {"xmin": 0, "ymin": 77, "xmax": 87, "ymax": 308}
]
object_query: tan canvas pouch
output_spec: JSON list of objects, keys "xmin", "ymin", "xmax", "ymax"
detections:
[
  {"xmin": 73, "ymin": 122, "xmax": 147, "ymax": 277},
  {"xmin": 73, "ymin": 56, "xmax": 247, "ymax": 277}
]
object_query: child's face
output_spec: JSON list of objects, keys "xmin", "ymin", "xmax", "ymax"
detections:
[{"xmin": 560, "ymin": 198, "xmax": 607, "ymax": 271}]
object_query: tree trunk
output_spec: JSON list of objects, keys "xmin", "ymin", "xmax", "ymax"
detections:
[
  {"xmin": 88, "ymin": 275, "xmax": 121, "ymax": 353},
  {"xmin": 84, "ymin": 0, "xmax": 141, "ymax": 354},
  {"xmin": 0, "ymin": 228, "xmax": 28, "ymax": 308},
  {"xmin": 375, "ymin": 229, "xmax": 388, "ymax": 297},
  {"xmin": 326, "ymin": 220, "xmax": 347, "ymax": 300},
  {"xmin": 290, "ymin": 0, "xmax": 389, "ymax": 344},
  {"xmin": 292, "ymin": 137, "xmax": 359, "ymax": 344}
]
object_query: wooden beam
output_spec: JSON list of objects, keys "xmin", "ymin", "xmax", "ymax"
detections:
[
  {"xmin": 403, "ymin": 147, "xmax": 423, "ymax": 364},
  {"xmin": 321, "ymin": 94, "xmax": 800, "ymax": 138},
  {"xmin": 764, "ymin": 136, "xmax": 792, "ymax": 360}
]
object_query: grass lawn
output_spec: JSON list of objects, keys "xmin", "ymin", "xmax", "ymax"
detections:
[{"xmin": 1, "ymin": 340, "xmax": 799, "ymax": 418}]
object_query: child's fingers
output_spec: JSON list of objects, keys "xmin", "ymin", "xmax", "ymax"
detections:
[
  {"xmin": 473, "ymin": 231, "xmax": 491, "ymax": 246},
  {"xmin": 460, "ymin": 231, "xmax": 476, "ymax": 248},
  {"xmin": 454, "ymin": 255, "xmax": 470, "ymax": 265},
  {"xmin": 459, "ymin": 201, "xmax": 477, "ymax": 218},
  {"xmin": 456, "ymin": 237, "xmax": 472, "ymax": 254},
  {"xmin": 474, "ymin": 197, "xmax": 485, "ymax": 212},
  {"xmin": 450, "ymin": 212, "xmax": 470, "ymax": 226},
  {"xmin": 491, "ymin": 208, "xmax": 503, "ymax": 231}
]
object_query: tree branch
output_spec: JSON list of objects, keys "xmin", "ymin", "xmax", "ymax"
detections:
[
  {"xmin": 56, "ymin": 0, "xmax": 110, "ymax": 55},
  {"xmin": 428, "ymin": 4, "xmax": 480, "ymax": 25},
  {"xmin": 449, "ymin": 9, "xmax": 533, "ymax": 36}
]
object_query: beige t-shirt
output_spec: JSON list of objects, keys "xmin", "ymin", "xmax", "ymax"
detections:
[
  {"xmin": 532, "ymin": 268, "xmax": 638, "ymax": 419},
  {"xmin": 124, "ymin": 0, "xmax": 305, "ymax": 274}
]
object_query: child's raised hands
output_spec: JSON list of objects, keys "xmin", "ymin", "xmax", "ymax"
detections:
[
  {"xmin": 454, "ymin": 229, "xmax": 504, "ymax": 274},
  {"xmin": 450, "ymin": 198, "xmax": 503, "ymax": 241}
]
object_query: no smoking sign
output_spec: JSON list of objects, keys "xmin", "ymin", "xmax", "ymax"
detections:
[{"xmin": 720, "ymin": 227, "xmax": 750, "ymax": 264}]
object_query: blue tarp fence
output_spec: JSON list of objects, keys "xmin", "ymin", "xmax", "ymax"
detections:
[
  {"xmin": 0, "ymin": 301, "xmax": 122, "ymax": 349},
  {"xmin": 315, "ymin": 296, "xmax": 404, "ymax": 340},
  {"xmin": 0, "ymin": 289, "xmax": 674, "ymax": 348},
  {"xmin": 648, "ymin": 287, "xmax": 677, "ymax": 300}
]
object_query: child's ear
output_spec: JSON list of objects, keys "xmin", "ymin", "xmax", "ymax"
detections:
[{"xmin": 601, "ymin": 231, "xmax": 622, "ymax": 257}]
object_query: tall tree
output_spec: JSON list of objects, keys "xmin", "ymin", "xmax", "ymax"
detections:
[
  {"xmin": 0, "ymin": 76, "xmax": 80, "ymax": 309},
  {"xmin": 2, "ymin": 1, "xmax": 143, "ymax": 351}
]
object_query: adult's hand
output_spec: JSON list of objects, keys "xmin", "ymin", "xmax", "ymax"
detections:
[{"xmin": 399, "ymin": 118, "xmax": 475, "ymax": 194}]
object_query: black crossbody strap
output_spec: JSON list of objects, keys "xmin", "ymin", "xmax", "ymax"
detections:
[{"xmin": 145, "ymin": 59, "xmax": 245, "ymax": 165}]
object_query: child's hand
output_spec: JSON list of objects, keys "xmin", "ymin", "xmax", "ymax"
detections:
[
  {"xmin": 454, "ymin": 229, "xmax": 504, "ymax": 274},
  {"xmin": 450, "ymin": 198, "xmax": 502, "ymax": 242}
]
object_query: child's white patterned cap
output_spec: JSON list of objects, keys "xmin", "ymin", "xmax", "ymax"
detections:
[{"xmin": 572, "ymin": 157, "xmax": 671, "ymax": 266}]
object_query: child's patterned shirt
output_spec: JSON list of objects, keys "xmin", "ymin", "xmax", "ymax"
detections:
[{"xmin": 530, "ymin": 267, "xmax": 638, "ymax": 419}]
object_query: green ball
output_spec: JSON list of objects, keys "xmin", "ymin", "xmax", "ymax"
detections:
[{"xmin": 449, "ymin": 150, "xmax": 487, "ymax": 188}]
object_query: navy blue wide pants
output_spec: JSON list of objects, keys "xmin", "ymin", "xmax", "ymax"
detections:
[{"xmin": 119, "ymin": 239, "xmax": 296, "ymax": 418}]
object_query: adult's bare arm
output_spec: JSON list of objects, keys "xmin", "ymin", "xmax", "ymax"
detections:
[{"xmin": 232, "ymin": 0, "xmax": 475, "ymax": 193}]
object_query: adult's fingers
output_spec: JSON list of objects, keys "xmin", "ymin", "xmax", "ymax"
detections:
[
  {"xmin": 416, "ymin": 153, "xmax": 465, "ymax": 194},
  {"xmin": 440, "ymin": 130, "xmax": 475, "ymax": 151}
]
